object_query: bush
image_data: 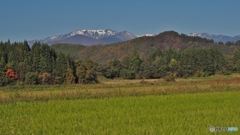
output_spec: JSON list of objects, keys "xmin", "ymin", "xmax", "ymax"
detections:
[
  {"xmin": 120, "ymin": 69, "xmax": 135, "ymax": 79},
  {"xmin": 140, "ymin": 78, "xmax": 148, "ymax": 84},
  {"xmin": 216, "ymin": 67, "xmax": 231, "ymax": 75},
  {"xmin": 53, "ymin": 76, "xmax": 64, "ymax": 85},
  {"xmin": 37, "ymin": 72, "xmax": 52, "ymax": 85},
  {"xmin": 163, "ymin": 74, "xmax": 176, "ymax": 82}
]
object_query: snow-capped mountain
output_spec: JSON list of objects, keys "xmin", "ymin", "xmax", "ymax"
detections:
[
  {"xmin": 28, "ymin": 29, "xmax": 136, "ymax": 46},
  {"xmin": 69, "ymin": 29, "xmax": 118, "ymax": 39},
  {"xmin": 28, "ymin": 29, "xmax": 240, "ymax": 46},
  {"xmin": 136, "ymin": 34, "xmax": 157, "ymax": 37},
  {"xmin": 187, "ymin": 33, "xmax": 240, "ymax": 43}
]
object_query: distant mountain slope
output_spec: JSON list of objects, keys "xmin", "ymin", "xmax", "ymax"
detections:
[
  {"xmin": 28, "ymin": 29, "xmax": 136, "ymax": 46},
  {"xmin": 51, "ymin": 43, "xmax": 86, "ymax": 59},
  {"xmin": 28, "ymin": 28, "xmax": 240, "ymax": 46},
  {"xmin": 58, "ymin": 31, "xmax": 216, "ymax": 63},
  {"xmin": 187, "ymin": 33, "xmax": 240, "ymax": 43},
  {"xmin": 51, "ymin": 31, "xmax": 240, "ymax": 63}
]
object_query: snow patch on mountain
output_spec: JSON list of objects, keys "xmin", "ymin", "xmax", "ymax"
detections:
[
  {"xmin": 28, "ymin": 29, "xmax": 240, "ymax": 46},
  {"xmin": 28, "ymin": 29, "xmax": 136, "ymax": 46},
  {"xmin": 136, "ymin": 34, "xmax": 157, "ymax": 37},
  {"xmin": 68, "ymin": 29, "xmax": 118, "ymax": 39}
]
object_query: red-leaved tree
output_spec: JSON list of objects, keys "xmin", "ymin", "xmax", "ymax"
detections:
[{"xmin": 6, "ymin": 68, "xmax": 18, "ymax": 81}]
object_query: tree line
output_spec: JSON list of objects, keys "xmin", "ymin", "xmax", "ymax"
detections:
[
  {"xmin": 0, "ymin": 41, "xmax": 98, "ymax": 86},
  {"xmin": 217, "ymin": 40, "xmax": 240, "ymax": 46},
  {"xmin": 0, "ymin": 40, "xmax": 240, "ymax": 86},
  {"xmin": 101, "ymin": 47, "xmax": 240, "ymax": 79}
]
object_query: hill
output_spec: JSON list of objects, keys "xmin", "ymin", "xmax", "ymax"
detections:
[
  {"xmin": 52, "ymin": 31, "xmax": 240, "ymax": 63},
  {"xmin": 51, "ymin": 43, "xmax": 86, "ymax": 59}
]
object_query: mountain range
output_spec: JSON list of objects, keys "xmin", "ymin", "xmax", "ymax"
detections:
[
  {"xmin": 28, "ymin": 29, "xmax": 136, "ymax": 46},
  {"xmin": 28, "ymin": 29, "xmax": 240, "ymax": 46},
  {"xmin": 187, "ymin": 33, "xmax": 240, "ymax": 43},
  {"xmin": 52, "ymin": 31, "xmax": 240, "ymax": 63}
]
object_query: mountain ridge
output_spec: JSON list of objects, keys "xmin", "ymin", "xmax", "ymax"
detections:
[
  {"xmin": 28, "ymin": 29, "xmax": 136, "ymax": 46},
  {"xmin": 52, "ymin": 31, "xmax": 238, "ymax": 63},
  {"xmin": 187, "ymin": 33, "xmax": 240, "ymax": 43},
  {"xmin": 29, "ymin": 29, "xmax": 240, "ymax": 46}
]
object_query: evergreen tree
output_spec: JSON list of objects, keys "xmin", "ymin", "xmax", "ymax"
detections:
[
  {"xmin": 139, "ymin": 59, "xmax": 152, "ymax": 78},
  {"xmin": 102, "ymin": 60, "xmax": 121, "ymax": 79},
  {"xmin": 39, "ymin": 44, "xmax": 52, "ymax": 73},
  {"xmin": 16, "ymin": 62, "xmax": 27, "ymax": 83},
  {"xmin": 25, "ymin": 72, "xmax": 37, "ymax": 85},
  {"xmin": 234, "ymin": 50, "xmax": 240, "ymax": 72},
  {"xmin": 31, "ymin": 42, "xmax": 41, "ymax": 72},
  {"xmin": 0, "ymin": 57, "xmax": 6, "ymax": 86},
  {"xmin": 120, "ymin": 52, "xmax": 142, "ymax": 79},
  {"xmin": 55, "ymin": 52, "xmax": 68, "ymax": 78}
]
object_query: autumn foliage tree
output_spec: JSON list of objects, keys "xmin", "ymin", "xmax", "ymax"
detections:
[{"xmin": 5, "ymin": 68, "xmax": 18, "ymax": 83}]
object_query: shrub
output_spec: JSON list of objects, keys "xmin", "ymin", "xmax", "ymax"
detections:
[
  {"xmin": 163, "ymin": 74, "xmax": 176, "ymax": 82},
  {"xmin": 140, "ymin": 77, "xmax": 148, "ymax": 84},
  {"xmin": 37, "ymin": 72, "xmax": 52, "ymax": 85},
  {"xmin": 216, "ymin": 67, "xmax": 231, "ymax": 75},
  {"xmin": 53, "ymin": 76, "xmax": 64, "ymax": 85}
]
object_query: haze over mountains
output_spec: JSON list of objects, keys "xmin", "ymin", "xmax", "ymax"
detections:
[{"xmin": 28, "ymin": 29, "xmax": 240, "ymax": 46}]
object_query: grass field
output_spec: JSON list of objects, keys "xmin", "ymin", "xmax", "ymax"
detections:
[{"xmin": 0, "ymin": 75, "xmax": 240, "ymax": 134}]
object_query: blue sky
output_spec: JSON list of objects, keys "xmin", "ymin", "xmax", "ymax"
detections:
[{"xmin": 0, "ymin": 0, "xmax": 239, "ymax": 42}]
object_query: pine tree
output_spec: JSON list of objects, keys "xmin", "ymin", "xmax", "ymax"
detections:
[
  {"xmin": 25, "ymin": 72, "xmax": 37, "ymax": 85},
  {"xmin": 0, "ymin": 57, "xmax": 6, "ymax": 86},
  {"xmin": 16, "ymin": 62, "xmax": 27, "ymax": 83},
  {"xmin": 31, "ymin": 42, "xmax": 41, "ymax": 72},
  {"xmin": 39, "ymin": 44, "xmax": 52, "ymax": 73},
  {"xmin": 129, "ymin": 51, "xmax": 142, "ymax": 76}
]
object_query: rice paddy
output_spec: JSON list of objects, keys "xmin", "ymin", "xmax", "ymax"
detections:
[{"xmin": 0, "ymin": 75, "xmax": 239, "ymax": 134}]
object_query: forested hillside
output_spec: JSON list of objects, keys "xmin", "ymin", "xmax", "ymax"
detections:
[
  {"xmin": 1, "ymin": 31, "xmax": 240, "ymax": 86},
  {"xmin": 51, "ymin": 43, "xmax": 86, "ymax": 59},
  {"xmin": 51, "ymin": 31, "xmax": 240, "ymax": 63}
]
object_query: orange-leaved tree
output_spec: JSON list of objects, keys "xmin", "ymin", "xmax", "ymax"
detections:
[{"xmin": 6, "ymin": 68, "xmax": 18, "ymax": 81}]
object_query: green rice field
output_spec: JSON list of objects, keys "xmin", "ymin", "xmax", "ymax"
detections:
[{"xmin": 0, "ymin": 76, "xmax": 240, "ymax": 134}]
